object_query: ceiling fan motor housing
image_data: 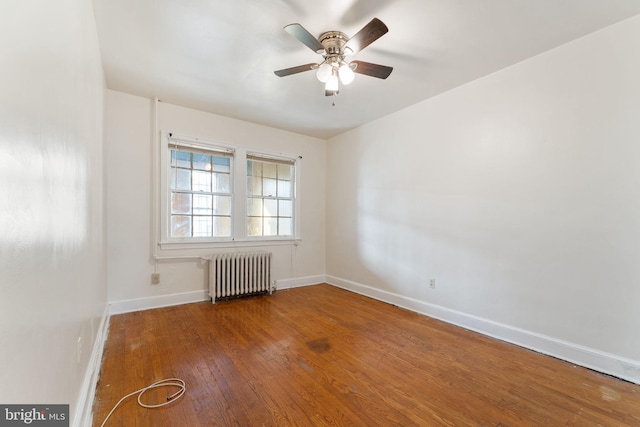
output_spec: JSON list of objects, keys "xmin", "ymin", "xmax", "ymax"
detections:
[{"xmin": 318, "ymin": 31, "xmax": 350, "ymax": 56}]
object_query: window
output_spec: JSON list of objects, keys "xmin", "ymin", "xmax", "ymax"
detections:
[
  {"xmin": 247, "ymin": 155, "xmax": 295, "ymax": 237},
  {"xmin": 169, "ymin": 145, "xmax": 233, "ymax": 239},
  {"xmin": 159, "ymin": 133, "xmax": 299, "ymax": 248}
]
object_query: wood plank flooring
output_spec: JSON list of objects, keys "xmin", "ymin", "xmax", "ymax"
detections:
[{"xmin": 93, "ymin": 284, "xmax": 640, "ymax": 426}]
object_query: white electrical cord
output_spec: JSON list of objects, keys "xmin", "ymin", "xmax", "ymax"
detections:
[{"xmin": 99, "ymin": 378, "xmax": 186, "ymax": 427}]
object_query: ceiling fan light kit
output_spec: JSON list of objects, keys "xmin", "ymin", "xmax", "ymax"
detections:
[
  {"xmin": 275, "ymin": 18, "xmax": 393, "ymax": 101},
  {"xmin": 338, "ymin": 63, "xmax": 355, "ymax": 85}
]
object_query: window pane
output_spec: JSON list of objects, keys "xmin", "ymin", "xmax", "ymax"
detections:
[
  {"xmin": 167, "ymin": 144, "xmax": 235, "ymax": 241},
  {"xmin": 279, "ymin": 218, "xmax": 292, "ymax": 236},
  {"xmin": 264, "ymin": 217, "xmax": 278, "ymax": 236},
  {"xmin": 247, "ymin": 160, "xmax": 262, "ymax": 177},
  {"xmin": 171, "ymin": 150, "xmax": 191, "ymax": 168},
  {"xmin": 193, "ymin": 216, "xmax": 212, "ymax": 237},
  {"xmin": 277, "ymin": 179, "xmax": 291, "ymax": 198},
  {"xmin": 193, "ymin": 194, "xmax": 212, "ymax": 215},
  {"xmin": 192, "ymin": 170, "xmax": 211, "ymax": 192},
  {"xmin": 247, "ymin": 198, "xmax": 262, "ymax": 216},
  {"xmin": 171, "ymin": 215, "xmax": 191, "ymax": 237},
  {"xmin": 171, "ymin": 168, "xmax": 191, "ymax": 190},
  {"xmin": 247, "ymin": 176, "xmax": 261, "ymax": 196},
  {"xmin": 264, "ymin": 199, "xmax": 277, "ymax": 216},
  {"xmin": 244, "ymin": 157, "xmax": 296, "ymax": 240},
  {"xmin": 263, "ymin": 162, "xmax": 277, "ymax": 179},
  {"xmin": 193, "ymin": 153, "xmax": 212, "ymax": 171},
  {"xmin": 213, "ymin": 217, "xmax": 231, "ymax": 237},
  {"xmin": 213, "ymin": 156, "xmax": 230, "ymax": 173},
  {"xmin": 277, "ymin": 164, "xmax": 292, "ymax": 180},
  {"xmin": 247, "ymin": 217, "xmax": 262, "ymax": 236},
  {"xmin": 171, "ymin": 193, "xmax": 192, "ymax": 214},
  {"xmin": 213, "ymin": 195, "xmax": 231, "ymax": 215},
  {"xmin": 279, "ymin": 200, "xmax": 292, "ymax": 217},
  {"xmin": 213, "ymin": 172, "xmax": 230, "ymax": 193},
  {"xmin": 263, "ymin": 178, "xmax": 276, "ymax": 197}
]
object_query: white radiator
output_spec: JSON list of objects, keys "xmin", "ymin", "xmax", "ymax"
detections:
[{"xmin": 208, "ymin": 252, "xmax": 272, "ymax": 303}]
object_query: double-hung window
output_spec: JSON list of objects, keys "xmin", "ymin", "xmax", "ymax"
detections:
[
  {"xmin": 247, "ymin": 154, "xmax": 295, "ymax": 238},
  {"xmin": 159, "ymin": 133, "xmax": 299, "ymax": 248},
  {"xmin": 169, "ymin": 144, "xmax": 233, "ymax": 239}
]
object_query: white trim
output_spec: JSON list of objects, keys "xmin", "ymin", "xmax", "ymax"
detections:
[
  {"xmin": 108, "ymin": 276, "xmax": 325, "ymax": 316},
  {"xmin": 325, "ymin": 275, "xmax": 640, "ymax": 385},
  {"xmin": 152, "ymin": 99, "xmax": 161, "ymax": 260},
  {"xmin": 247, "ymin": 151, "xmax": 297, "ymax": 164},
  {"xmin": 109, "ymin": 276, "xmax": 325, "ymax": 316},
  {"xmin": 168, "ymin": 133, "xmax": 236, "ymax": 154},
  {"xmin": 276, "ymin": 274, "xmax": 327, "ymax": 290},
  {"xmin": 73, "ymin": 305, "xmax": 110, "ymax": 427},
  {"xmin": 109, "ymin": 290, "xmax": 209, "ymax": 315},
  {"xmin": 158, "ymin": 238, "xmax": 301, "ymax": 251},
  {"xmin": 160, "ymin": 131, "xmax": 235, "ymax": 245},
  {"xmin": 155, "ymin": 129, "xmax": 303, "ymax": 255}
]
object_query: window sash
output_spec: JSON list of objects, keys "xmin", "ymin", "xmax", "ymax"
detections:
[
  {"xmin": 167, "ymin": 142, "xmax": 234, "ymax": 240},
  {"xmin": 246, "ymin": 152, "xmax": 296, "ymax": 165},
  {"xmin": 246, "ymin": 155, "xmax": 295, "ymax": 238}
]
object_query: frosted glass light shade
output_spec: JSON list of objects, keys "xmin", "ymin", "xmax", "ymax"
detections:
[
  {"xmin": 316, "ymin": 63, "xmax": 332, "ymax": 83},
  {"xmin": 325, "ymin": 74, "xmax": 339, "ymax": 92},
  {"xmin": 338, "ymin": 63, "xmax": 354, "ymax": 85}
]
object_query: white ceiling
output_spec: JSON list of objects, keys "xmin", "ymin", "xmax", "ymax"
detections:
[{"xmin": 93, "ymin": 0, "xmax": 640, "ymax": 139}]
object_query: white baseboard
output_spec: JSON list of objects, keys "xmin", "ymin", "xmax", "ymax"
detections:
[
  {"xmin": 108, "ymin": 276, "xmax": 327, "ymax": 315},
  {"xmin": 73, "ymin": 305, "xmax": 110, "ymax": 427},
  {"xmin": 276, "ymin": 274, "xmax": 327, "ymax": 290},
  {"xmin": 326, "ymin": 275, "xmax": 640, "ymax": 385},
  {"xmin": 109, "ymin": 290, "xmax": 210, "ymax": 315}
]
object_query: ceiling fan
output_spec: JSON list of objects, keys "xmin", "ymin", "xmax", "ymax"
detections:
[{"xmin": 274, "ymin": 18, "xmax": 393, "ymax": 98}]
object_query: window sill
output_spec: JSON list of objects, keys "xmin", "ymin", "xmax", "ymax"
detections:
[{"xmin": 158, "ymin": 238, "xmax": 301, "ymax": 251}]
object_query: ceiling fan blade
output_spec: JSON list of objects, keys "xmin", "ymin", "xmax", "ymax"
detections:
[
  {"xmin": 345, "ymin": 18, "xmax": 388, "ymax": 55},
  {"xmin": 350, "ymin": 60, "xmax": 393, "ymax": 79},
  {"xmin": 284, "ymin": 23, "xmax": 325, "ymax": 53},
  {"xmin": 274, "ymin": 63, "xmax": 318, "ymax": 77}
]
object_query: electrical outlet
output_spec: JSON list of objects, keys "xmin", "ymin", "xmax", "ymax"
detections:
[
  {"xmin": 429, "ymin": 279, "xmax": 436, "ymax": 289},
  {"xmin": 151, "ymin": 273, "xmax": 160, "ymax": 284}
]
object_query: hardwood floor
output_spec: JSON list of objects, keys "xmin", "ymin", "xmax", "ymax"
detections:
[{"xmin": 93, "ymin": 284, "xmax": 640, "ymax": 426}]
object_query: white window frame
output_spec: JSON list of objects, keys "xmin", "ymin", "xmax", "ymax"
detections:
[
  {"xmin": 246, "ymin": 152, "xmax": 297, "ymax": 241},
  {"xmin": 156, "ymin": 132, "xmax": 301, "ymax": 251},
  {"xmin": 160, "ymin": 134, "xmax": 235, "ymax": 244}
]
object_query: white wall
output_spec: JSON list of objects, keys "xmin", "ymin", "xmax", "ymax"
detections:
[
  {"xmin": 0, "ymin": 0, "xmax": 107, "ymax": 422},
  {"xmin": 327, "ymin": 16, "xmax": 640, "ymax": 379},
  {"xmin": 106, "ymin": 91, "xmax": 326, "ymax": 306}
]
